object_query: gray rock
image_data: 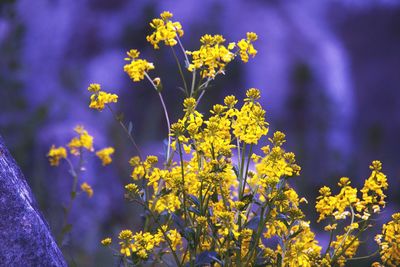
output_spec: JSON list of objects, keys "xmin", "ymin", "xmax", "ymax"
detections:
[{"xmin": 0, "ymin": 136, "xmax": 66, "ymax": 266}]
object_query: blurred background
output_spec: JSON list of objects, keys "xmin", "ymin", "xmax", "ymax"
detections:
[{"xmin": 1, "ymin": 0, "xmax": 400, "ymax": 265}]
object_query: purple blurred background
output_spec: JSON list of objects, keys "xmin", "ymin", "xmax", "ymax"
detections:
[{"xmin": 1, "ymin": 0, "xmax": 400, "ymax": 265}]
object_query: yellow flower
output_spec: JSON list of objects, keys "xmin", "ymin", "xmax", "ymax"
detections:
[
  {"xmin": 118, "ymin": 230, "xmax": 134, "ymax": 257},
  {"xmin": 67, "ymin": 125, "xmax": 94, "ymax": 155},
  {"xmin": 87, "ymin": 83, "xmax": 118, "ymax": 111},
  {"xmin": 232, "ymin": 88, "xmax": 269, "ymax": 144},
  {"xmin": 81, "ymin": 182, "xmax": 93, "ymax": 198},
  {"xmin": 47, "ymin": 145, "xmax": 67, "ymax": 166},
  {"xmin": 356, "ymin": 160, "xmax": 388, "ymax": 214},
  {"xmin": 123, "ymin": 50, "xmax": 155, "ymax": 82},
  {"xmin": 131, "ymin": 231, "xmax": 164, "ymax": 259},
  {"xmin": 167, "ymin": 229, "xmax": 182, "ymax": 251},
  {"xmin": 376, "ymin": 213, "xmax": 400, "ymax": 267},
  {"xmin": 88, "ymin": 83, "xmax": 101, "ymax": 92},
  {"xmin": 332, "ymin": 234, "xmax": 359, "ymax": 266},
  {"xmin": 125, "ymin": 183, "xmax": 139, "ymax": 194},
  {"xmin": 237, "ymin": 32, "xmax": 258, "ymax": 63},
  {"xmin": 101, "ymin": 237, "xmax": 112, "ymax": 246},
  {"xmin": 146, "ymin": 11, "xmax": 183, "ymax": 49},
  {"xmin": 187, "ymin": 34, "xmax": 235, "ymax": 78},
  {"xmin": 96, "ymin": 147, "xmax": 115, "ymax": 166}
]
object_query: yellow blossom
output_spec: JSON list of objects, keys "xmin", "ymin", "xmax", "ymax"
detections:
[
  {"xmin": 123, "ymin": 50, "xmax": 155, "ymax": 82},
  {"xmin": 146, "ymin": 11, "xmax": 183, "ymax": 49},
  {"xmin": 237, "ymin": 32, "xmax": 258, "ymax": 63},
  {"xmin": 87, "ymin": 83, "xmax": 118, "ymax": 111},
  {"xmin": 96, "ymin": 147, "xmax": 115, "ymax": 166},
  {"xmin": 101, "ymin": 237, "xmax": 112, "ymax": 246},
  {"xmin": 81, "ymin": 182, "xmax": 93, "ymax": 198},
  {"xmin": 67, "ymin": 125, "xmax": 94, "ymax": 155},
  {"xmin": 376, "ymin": 213, "xmax": 400, "ymax": 267},
  {"xmin": 118, "ymin": 230, "xmax": 134, "ymax": 257},
  {"xmin": 47, "ymin": 145, "xmax": 67, "ymax": 166},
  {"xmin": 187, "ymin": 34, "xmax": 235, "ymax": 78}
]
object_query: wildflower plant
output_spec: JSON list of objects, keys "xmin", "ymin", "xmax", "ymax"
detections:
[
  {"xmin": 47, "ymin": 125, "xmax": 114, "ymax": 245},
  {"xmin": 49, "ymin": 11, "xmax": 399, "ymax": 267}
]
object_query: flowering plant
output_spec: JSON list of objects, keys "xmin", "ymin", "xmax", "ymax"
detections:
[{"xmin": 48, "ymin": 11, "xmax": 400, "ymax": 267}]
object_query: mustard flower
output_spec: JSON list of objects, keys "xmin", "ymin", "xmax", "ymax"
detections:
[
  {"xmin": 376, "ymin": 213, "xmax": 400, "ymax": 267},
  {"xmin": 332, "ymin": 234, "xmax": 360, "ymax": 266},
  {"xmin": 67, "ymin": 125, "xmax": 94, "ymax": 155},
  {"xmin": 118, "ymin": 230, "xmax": 134, "ymax": 257},
  {"xmin": 87, "ymin": 83, "xmax": 118, "ymax": 111},
  {"xmin": 131, "ymin": 231, "xmax": 164, "ymax": 259},
  {"xmin": 187, "ymin": 34, "xmax": 235, "ymax": 78},
  {"xmin": 47, "ymin": 145, "xmax": 67, "ymax": 166},
  {"xmin": 237, "ymin": 32, "xmax": 258, "ymax": 63},
  {"xmin": 96, "ymin": 147, "xmax": 115, "ymax": 166},
  {"xmin": 101, "ymin": 237, "xmax": 112, "ymax": 246},
  {"xmin": 123, "ymin": 49, "xmax": 155, "ymax": 82},
  {"xmin": 146, "ymin": 11, "xmax": 184, "ymax": 49},
  {"xmin": 80, "ymin": 182, "xmax": 93, "ymax": 198},
  {"xmin": 232, "ymin": 88, "xmax": 269, "ymax": 144}
]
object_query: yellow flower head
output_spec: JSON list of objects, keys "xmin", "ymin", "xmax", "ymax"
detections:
[
  {"xmin": 146, "ymin": 11, "xmax": 183, "ymax": 49},
  {"xmin": 67, "ymin": 125, "xmax": 94, "ymax": 155},
  {"xmin": 376, "ymin": 212, "xmax": 400, "ymax": 267},
  {"xmin": 125, "ymin": 183, "xmax": 139, "ymax": 194},
  {"xmin": 88, "ymin": 83, "xmax": 101, "ymax": 93},
  {"xmin": 125, "ymin": 49, "xmax": 140, "ymax": 60},
  {"xmin": 118, "ymin": 229, "xmax": 134, "ymax": 257},
  {"xmin": 81, "ymin": 182, "xmax": 93, "ymax": 198},
  {"xmin": 47, "ymin": 145, "xmax": 67, "ymax": 166},
  {"xmin": 96, "ymin": 147, "xmax": 115, "ymax": 166},
  {"xmin": 237, "ymin": 32, "xmax": 258, "ymax": 63},
  {"xmin": 88, "ymin": 83, "xmax": 118, "ymax": 111},
  {"xmin": 187, "ymin": 34, "xmax": 235, "ymax": 78},
  {"xmin": 123, "ymin": 51, "xmax": 155, "ymax": 82},
  {"xmin": 101, "ymin": 237, "xmax": 112, "ymax": 246}
]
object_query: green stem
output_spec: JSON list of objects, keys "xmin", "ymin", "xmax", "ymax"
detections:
[
  {"xmin": 106, "ymin": 105, "xmax": 142, "ymax": 158},
  {"xmin": 170, "ymin": 47, "xmax": 188, "ymax": 96},
  {"xmin": 177, "ymin": 140, "xmax": 188, "ymax": 224},
  {"xmin": 241, "ymin": 144, "xmax": 253, "ymax": 198}
]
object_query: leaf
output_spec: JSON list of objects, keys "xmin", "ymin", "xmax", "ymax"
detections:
[
  {"xmin": 245, "ymin": 216, "xmax": 261, "ymax": 231},
  {"xmin": 171, "ymin": 212, "xmax": 184, "ymax": 230},
  {"xmin": 188, "ymin": 194, "xmax": 200, "ymax": 207},
  {"xmin": 128, "ymin": 121, "xmax": 133, "ymax": 135},
  {"xmin": 194, "ymin": 251, "xmax": 218, "ymax": 266},
  {"xmin": 188, "ymin": 206, "xmax": 201, "ymax": 215}
]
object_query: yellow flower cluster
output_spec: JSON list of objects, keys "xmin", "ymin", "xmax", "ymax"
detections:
[
  {"xmin": 146, "ymin": 11, "xmax": 184, "ymax": 49},
  {"xmin": 316, "ymin": 160, "xmax": 387, "ymax": 224},
  {"xmin": 232, "ymin": 88, "xmax": 269, "ymax": 144},
  {"xmin": 101, "ymin": 237, "xmax": 112, "ymax": 246},
  {"xmin": 118, "ymin": 229, "xmax": 135, "ymax": 257},
  {"xmin": 47, "ymin": 145, "xmax": 67, "ymax": 166},
  {"xmin": 187, "ymin": 34, "xmax": 235, "ymax": 78},
  {"xmin": 331, "ymin": 234, "xmax": 360, "ymax": 267},
  {"xmin": 123, "ymin": 49, "xmax": 155, "ymax": 82},
  {"xmin": 88, "ymin": 83, "xmax": 118, "ymax": 111},
  {"xmin": 237, "ymin": 32, "xmax": 258, "ymax": 63},
  {"xmin": 187, "ymin": 31, "xmax": 258, "ymax": 78},
  {"xmin": 80, "ymin": 182, "xmax": 93, "ymax": 198},
  {"xmin": 375, "ymin": 213, "xmax": 400, "ymax": 267},
  {"xmin": 95, "ymin": 147, "xmax": 114, "ymax": 166},
  {"xmin": 67, "ymin": 125, "xmax": 94, "ymax": 155},
  {"xmin": 117, "ymin": 229, "xmax": 164, "ymax": 259}
]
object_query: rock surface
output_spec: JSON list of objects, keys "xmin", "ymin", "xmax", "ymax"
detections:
[{"xmin": 0, "ymin": 136, "xmax": 66, "ymax": 266}]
